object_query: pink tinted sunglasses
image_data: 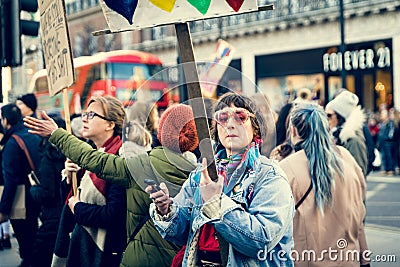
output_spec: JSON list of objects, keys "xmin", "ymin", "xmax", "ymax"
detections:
[{"xmin": 214, "ymin": 108, "xmax": 255, "ymax": 126}]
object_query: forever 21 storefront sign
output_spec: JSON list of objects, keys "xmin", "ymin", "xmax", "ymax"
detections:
[{"xmin": 323, "ymin": 46, "xmax": 391, "ymax": 72}]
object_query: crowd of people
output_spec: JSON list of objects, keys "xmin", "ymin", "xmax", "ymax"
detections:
[{"xmin": 0, "ymin": 87, "xmax": 383, "ymax": 266}]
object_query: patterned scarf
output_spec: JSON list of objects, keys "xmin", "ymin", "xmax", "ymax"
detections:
[
  {"xmin": 217, "ymin": 153, "xmax": 244, "ymax": 185},
  {"xmin": 216, "ymin": 142, "xmax": 259, "ymax": 186}
]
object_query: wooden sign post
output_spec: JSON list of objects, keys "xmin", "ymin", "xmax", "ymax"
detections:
[
  {"xmin": 175, "ymin": 22, "xmax": 218, "ymax": 180},
  {"xmin": 39, "ymin": 0, "xmax": 76, "ymax": 194}
]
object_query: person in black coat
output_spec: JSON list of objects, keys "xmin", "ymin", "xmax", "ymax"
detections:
[
  {"xmin": 30, "ymin": 117, "xmax": 66, "ymax": 267},
  {"xmin": 0, "ymin": 104, "xmax": 42, "ymax": 267}
]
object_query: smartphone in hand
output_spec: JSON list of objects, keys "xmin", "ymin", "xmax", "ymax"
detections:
[{"xmin": 144, "ymin": 179, "xmax": 162, "ymax": 193}]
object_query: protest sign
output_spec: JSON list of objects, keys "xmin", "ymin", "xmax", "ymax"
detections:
[
  {"xmin": 39, "ymin": 0, "xmax": 74, "ymax": 96},
  {"xmin": 39, "ymin": 0, "xmax": 76, "ymax": 194},
  {"xmin": 100, "ymin": 0, "xmax": 258, "ymax": 32}
]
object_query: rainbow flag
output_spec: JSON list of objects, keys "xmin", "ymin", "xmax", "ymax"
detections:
[{"xmin": 199, "ymin": 39, "xmax": 235, "ymax": 99}]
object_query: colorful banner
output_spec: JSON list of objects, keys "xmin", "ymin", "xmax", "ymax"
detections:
[
  {"xmin": 100, "ymin": 0, "xmax": 258, "ymax": 32},
  {"xmin": 199, "ymin": 39, "xmax": 235, "ymax": 99}
]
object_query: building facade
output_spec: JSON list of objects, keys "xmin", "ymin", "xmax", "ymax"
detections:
[{"xmin": 59, "ymin": 0, "xmax": 400, "ymax": 112}]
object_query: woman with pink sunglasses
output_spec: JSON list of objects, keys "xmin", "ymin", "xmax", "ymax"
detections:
[{"xmin": 147, "ymin": 92, "xmax": 294, "ymax": 267}]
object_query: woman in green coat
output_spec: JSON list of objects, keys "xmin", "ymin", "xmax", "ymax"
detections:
[{"xmin": 24, "ymin": 104, "xmax": 199, "ymax": 267}]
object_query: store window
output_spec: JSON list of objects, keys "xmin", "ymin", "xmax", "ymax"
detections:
[
  {"xmin": 258, "ymin": 73, "xmax": 324, "ymax": 112},
  {"xmin": 376, "ymin": 69, "xmax": 392, "ymax": 110}
]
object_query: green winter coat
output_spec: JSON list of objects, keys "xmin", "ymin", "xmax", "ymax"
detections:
[{"xmin": 49, "ymin": 129, "xmax": 197, "ymax": 267}]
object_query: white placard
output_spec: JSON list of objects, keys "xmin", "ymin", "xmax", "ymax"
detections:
[
  {"xmin": 100, "ymin": 0, "xmax": 258, "ymax": 32},
  {"xmin": 39, "ymin": 0, "xmax": 74, "ymax": 96}
]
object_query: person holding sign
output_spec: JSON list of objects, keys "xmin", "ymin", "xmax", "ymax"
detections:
[
  {"xmin": 23, "ymin": 103, "xmax": 199, "ymax": 267},
  {"xmin": 147, "ymin": 93, "xmax": 294, "ymax": 266},
  {"xmin": 52, "ymin": 96, "xmax": 127, "ymax": 267}
]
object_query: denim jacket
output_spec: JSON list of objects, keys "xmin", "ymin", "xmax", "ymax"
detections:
[{"xmin": 150, "ymin": 145, "xmax": 294, "ymax": 267}]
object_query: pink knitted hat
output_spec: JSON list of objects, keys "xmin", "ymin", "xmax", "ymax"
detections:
[{"xmin": 157, "ymin": 104, "xmax": 199, "ymax": 153}]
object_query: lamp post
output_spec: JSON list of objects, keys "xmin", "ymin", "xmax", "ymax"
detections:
[
  {"xmin": 218, "ymin": 17, "xmax": 223, "ymax": 39},
  {"xmin": 339, "ymin": 0, "xmax": 346, "ymax": 88}
]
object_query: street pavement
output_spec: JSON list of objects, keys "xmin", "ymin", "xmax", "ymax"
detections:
[
  {"xmin": 0, "ymin": 235, "xmax": 19, "ymax": 267},
  {"xmin": 0, "ymin": 172, "xmax": 399, "ymax": 266},
  {"xmin": 363, "ymin": 172, "xmax": 400, "ymax": 266},
  {"xmin": 366, "ymin": 175, "xmax": 400, "ymax": 228}
]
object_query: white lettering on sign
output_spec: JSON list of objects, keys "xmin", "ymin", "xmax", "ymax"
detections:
[
  {"xmin": 323, "ymin": 46, "xmax": 390, "ymax": 72},
  {"xmin": 39, "ymin": 0, "xmax": 74, "ymax": 96},
  {"xmin": 377, "ymin": 47, "xmax": 391, "ymax": 68}
]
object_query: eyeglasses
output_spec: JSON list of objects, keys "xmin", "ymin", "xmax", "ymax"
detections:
[
  {"xmin": 81, "ymin": 111, "xmax": 111, "ymax": 121},
  {"xmin": 214, "ymin": 108, "xmax": 255, "ymax": 126}
]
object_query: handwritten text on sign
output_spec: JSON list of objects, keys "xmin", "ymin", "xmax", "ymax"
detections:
[{"xmin": 39, "ymin": 0, "xmax": 74, "ymax": 96}]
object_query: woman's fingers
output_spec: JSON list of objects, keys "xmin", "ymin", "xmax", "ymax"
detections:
[
  {"xmin": 149, "ymin": 189, "xmax": 165, "ymax": 199},
  {"xmin": 23, "ymin": 117, "xmax": 45, "ymax": 135},
  {"xmin": 144, "ymin": 185, "xmax": 153, "ymax": 194},
  {"xmin": 23, "ymin": 116, "xmax": 41, "ymax": 126},
  {"xmin": 159, "ymin": 182, "xmax": 169, "ymax": 195},
  {"xmin": 23, "ymin": 117, "xmax": 38, "ymax": 132},
  {"xmin": 200, "ymin": 158, "xmax": 224, "ymax": 202},
  {"xmin": 41, "ymin": 110, "xmax": 51, "ymax": 120},
  {"xmin": 23, "ymin": 113, "xmax": 58, "ymax": 137},
  {"xmin": 144, "ymin": 182, "xmax": 171, "ymax": 215},
  {"xmin": 65, "ymin": 159, "xmax": 79, "ymax": 172},
  {"xmin": 153, "ymin": 195, "xmax": 170, "ymax": 205},
  {"xmin": 200, "ymin": 158, "xmax": 212, "ymax": 186}
]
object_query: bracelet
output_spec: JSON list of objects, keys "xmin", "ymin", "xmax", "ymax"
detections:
[{"xmin": 50, "ymin": 129, "xmax": 58, "ymax": 136}]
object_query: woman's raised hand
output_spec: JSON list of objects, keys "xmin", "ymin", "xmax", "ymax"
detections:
[
  {"xmin": 200, "ymin": 158, "xmax": 224, "ymax": 202},
  {"xmin": 24, "ymin": 111, "xmax": 59, "ymax": 137}
]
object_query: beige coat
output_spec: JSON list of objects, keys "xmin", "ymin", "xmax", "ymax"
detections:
[{"xmin": 279, "ymin": 146, "xmax": 369, "ymax": 266}]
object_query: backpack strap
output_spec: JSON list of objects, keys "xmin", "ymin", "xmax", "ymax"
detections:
[
  {"xmin": 295, "ymin": 182, "xmax": 312, "ymax": 210},
  {"xmin": 12, "ymin": 134, "xmax": 36, "ymax": 172},
  {"xmin": 127, "ymin": 215, "xmax": 149, "ymax": 244}
]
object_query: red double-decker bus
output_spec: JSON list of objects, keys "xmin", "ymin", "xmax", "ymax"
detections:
[{"xmin": 29, "ymin": 50, "xmax": 170, "ymax": 116}]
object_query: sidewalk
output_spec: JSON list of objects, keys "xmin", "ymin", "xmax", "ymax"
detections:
[
  {"xmin": 0, "ymin": 233, "xmax": 20, "ymax": 267},
  {"xmin": 0, "ymin": 225, "xmax": 398, "ymax": 266},
  {"xmin": 364, "ymin": 225, "xmax": 400, "ymax": 266}
]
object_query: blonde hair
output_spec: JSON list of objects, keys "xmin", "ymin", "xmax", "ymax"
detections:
[
  {"xmin": 71, "ymin": 116, "xmax": 83, "ymax": 138},
  {"xmin": 88, "ymin": 96, "xmax": 126, "ymax": 136},
  {"xmin": 127, "ymin": 101, "xmax": 158, "ymax": 132},
  {"xmin": 124, "ymin": 120, "xmax": 152, "ymax": 149}
]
